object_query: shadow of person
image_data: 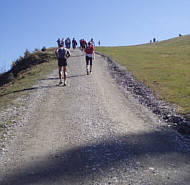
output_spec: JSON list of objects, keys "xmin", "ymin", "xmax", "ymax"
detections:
[
  {"xmin": 67, "ymin": 74, "xmax": 86, "ymax": 78},
  {"xmin": 40, "ymin": 77, "xmax": 59, "ymax": 81},
  {"xmin": 0, "ymin": 85, "xmax": 58, "ymax": 97}
]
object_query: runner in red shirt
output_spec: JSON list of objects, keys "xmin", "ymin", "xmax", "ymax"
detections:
[
  {"xmin": 84, "ymin": 42, "xmax": 95, "ymax": 75},
  {"xmin": 81, "ymin": 39, "xmax": 87, "ymax": 51}
]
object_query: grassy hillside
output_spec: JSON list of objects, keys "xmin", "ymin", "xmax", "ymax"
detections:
[
  {"xmin": 0, "ymin": 47, "xmax": 57, "ymax": 111},
  {"xmin": 96, "ymin": 35, "xmax": 190, "ymax": 116}
]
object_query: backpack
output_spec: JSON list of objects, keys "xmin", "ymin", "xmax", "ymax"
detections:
[{"xmin": 58, "ymin": 48, "xmax": 66, "ymax": 59}]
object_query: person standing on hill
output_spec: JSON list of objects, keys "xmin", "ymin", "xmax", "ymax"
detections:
[
  {"xmin": 84, "ymin": 41, "xmax": 95, "ymax": 75},
  {"xmin": 55, "ymin": 43, "xmax": 71, "ymax": 86}
]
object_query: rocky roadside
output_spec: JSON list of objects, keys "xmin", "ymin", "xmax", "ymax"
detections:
[
  {"xmin": 96, "ymin": 52, "xmax": 190, "ymax": 138},
  {"xmin": 0, "ymin": 70, "xmax": 57, "ymax": 158}
]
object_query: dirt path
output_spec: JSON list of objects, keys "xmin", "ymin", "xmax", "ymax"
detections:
[{"xmin": 0, "ymin": 49, "xmax": 190, "ymax": 185}]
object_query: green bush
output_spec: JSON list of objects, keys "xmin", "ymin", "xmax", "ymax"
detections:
[
  {"xmin": 34, "ymin": 48, "xmax": 39, "ymax": 52},
  {"xmin": 0, "ymin": 71, "xmax": 14, "ymax": 86},
  {"xmin": 41, "ymin": 46, "xmax": 46, "ymax": 52},
  {"xmin": 0, "ymin": 49, "xmax": 52, "ymax": 86},
  {"xmin": 24, "ymin": 49, "xmax": 30, "ymax": 58}
]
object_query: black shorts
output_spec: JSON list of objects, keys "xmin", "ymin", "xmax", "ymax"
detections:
[
  {"xmin": 86, "ymin": 56, "xmax": 93, "ymax": 65},
  {"xmin": 58, "ymin": 58, "xmax": 67, "ymax": 67}
]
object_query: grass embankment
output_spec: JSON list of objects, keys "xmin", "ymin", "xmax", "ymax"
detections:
[
  {"xmin": 96, "ymin": 35, "xmax": 190, "ymax": 116},
  {"xmin": 0, "ymin": 47, "xmax": 57, "ymax": 112}
]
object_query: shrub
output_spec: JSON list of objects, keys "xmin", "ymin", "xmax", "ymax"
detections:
[
  {"xmin": 19, "ymin": 56, "xmax": 24, "ymax": 60},
  {"xmin": 0, "ymin": 47, "xmax": 52, "ymax": 86},
  {"xmin": 34, "ymin": 48, "xmax": 39, "ymax": 52},
  {"xmin": 24, "ymin": 49, "xmax": 30, "ymax": 58},
  {"xmin": 41, "ymin": 46, "xmax": 46, "ymax": 52},
  {"xmin": 0, "ymin": 71, "xmax": 14, "ymax": 86}
]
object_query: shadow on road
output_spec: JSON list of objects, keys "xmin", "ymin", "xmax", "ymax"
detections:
[
  {"xmin": 67, "ymin": 74, "xmax": 86, "ymax": 78},
  {"xmin": 40, "ymin": 77, "xmax": 59, "ymax": 81},
  {"xmin": 40, "ymin": 75, "xmax": 86, "ymax": 80},
  {"xmin": 1, "ymin": 74, "xmax": 88, "ymax": 97},
  {"xmin": 0, "ymin": 85, "xmax": 58, "ymax": 97},
  {"xmin": 2, "ymin": 130, "xmax": 190, "ymax": 184}
]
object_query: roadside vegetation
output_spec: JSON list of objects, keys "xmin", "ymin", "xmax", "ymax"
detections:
[
  {"xmin": 96, "ymin": 35, "xmax": 190, "ymax": 118},
  {"xmin": 0, "ymin": 47, "xmax": 57, "ymax": 111}
]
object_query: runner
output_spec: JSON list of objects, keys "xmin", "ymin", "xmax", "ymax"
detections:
[
  {"xmin": 79, "ymin": 39, "xmax": 82, "ymax": 50},
  {"xmin": 56, "ymin": 38, "xmax": 61, "ymax": 47},
  {"xmin": 55, "ymin": 43, "xmax": 71, "ymax": 86},
  {"xmin": 81, "ymin": 39, "xmax": 87, "ymax": 51},
  {"xmin": 84, "ymin": 41, "xmax": 95, "ymax": 75},
  {"xmin": 65, "ymin": 37, "xmax": 71, "ymax": 49},
  {"xmin": 90, "ymin": 38, "xmax": 95, "ymax": 46},
  {"xmin": 61, "ymin": 38, "xmax": 64, "ymax": 45},
  {"xmin": 72, "ymin": 38, "xmax": 77, "ymax": 49}
]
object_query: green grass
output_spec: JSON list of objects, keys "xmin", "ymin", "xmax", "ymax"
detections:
[
  {"xmin": 96, "ymin": 35, "xmax": 190, "ymax": 116},
  {"xmin": 0, "ymin": 47, "xmax": 57, "ymax": 111}
]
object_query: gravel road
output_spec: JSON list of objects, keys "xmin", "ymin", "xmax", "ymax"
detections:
[{"xmin": 0, "ymin": 49, "xmax": 190, "ymax": 185}]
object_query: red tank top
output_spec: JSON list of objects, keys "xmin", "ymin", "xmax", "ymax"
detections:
[{"xmin": 85, "ymin": 45, "xmax": 94, "ymax": 54}]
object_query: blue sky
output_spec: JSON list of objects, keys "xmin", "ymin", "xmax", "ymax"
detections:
[{"xmin": 0, "ymin": 0, "xmax": 190, "ymax": 72}]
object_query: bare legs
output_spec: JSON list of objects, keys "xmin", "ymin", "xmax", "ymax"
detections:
[
  {"xmin": 86, "ymin": 56, "xmax": 93, "ymax": 75},
  {"xmin": 86, "ymin": 65, "xmax": 89, "ymax": 75},
  {"xmin": 58, "ymin": 66, "xmax": 63, "ymax": 83},
  {"xmin": 63, "ymin": 66, "xmax": 67, "ymax": 85},
  {"xmin": 90, "ymin": 65, "xmax": 92, "ymax": 73},
  {"xmin": 58, "ymin": 66, "xmax": 67, "ymax": 85}
]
